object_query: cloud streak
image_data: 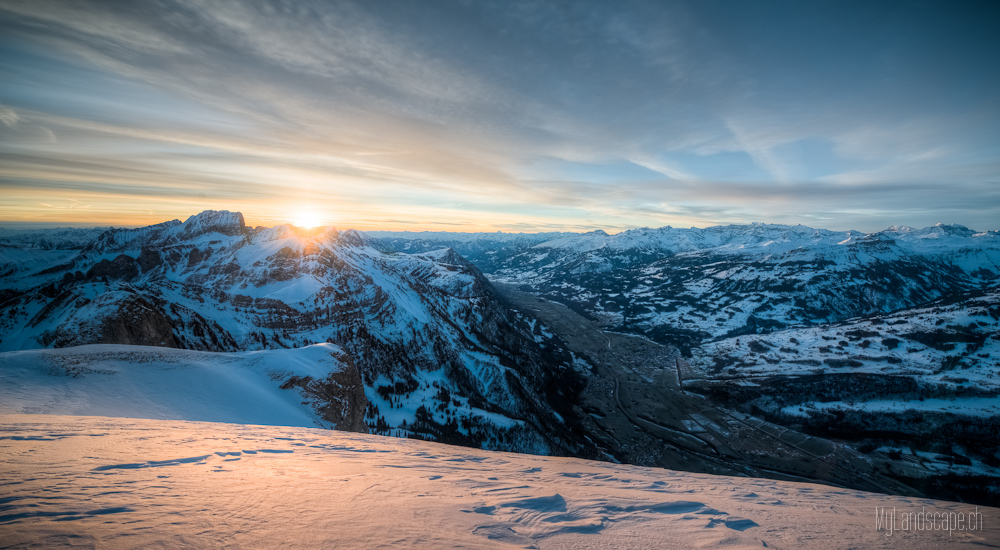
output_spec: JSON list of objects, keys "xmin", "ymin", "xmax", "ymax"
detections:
[{"xmin": 0, "ymin": 0, "xmax": 997, "ymax": 232}]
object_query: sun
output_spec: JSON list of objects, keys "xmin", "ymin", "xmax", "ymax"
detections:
[{"xmin": 293, "ymin": 211, "xmax": 323, "ymax": 229}]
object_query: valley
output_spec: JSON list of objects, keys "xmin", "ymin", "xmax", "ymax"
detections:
[
  {"xmin": 496, "ymin": 283, "xmax": 918, "ymax": 498},
  {"xmin": 372, "ymin": 222, "xmax": 1000, "ymax": 505}
]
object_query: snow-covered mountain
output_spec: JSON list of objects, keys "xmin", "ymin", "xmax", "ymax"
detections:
[
  {"xmin": 681, "ymin": 286, "xmax": 1000, "ymax": 503},
  {"xmin": 370, "ymin": 222, "xmax": 1000, "ymax": 351},
  {"xmin": 0, "ymin": 211, "xmax": 590, "ymax": 456},
  {"xmin": 364, "ymin": 230, "xmax": 573, "ymax": 273},
  {"xmin": 0, "ymin": 226, "xmax": 111, "ymax": 250},
  {"xmin": 367, "ymin": 222, "xmax": 1000, "ymax": 504}
]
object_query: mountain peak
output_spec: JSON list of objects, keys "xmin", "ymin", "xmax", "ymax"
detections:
[
  {"xmin": 178, "ymin": 210, "xmax": 247, "ymax": 239},
  {"xmin": 932, "ymin": 223, "xmax": 974, "ymax": 237},
  {"xmin": 336, "ymin": 229, "xmax": 365, "ymax": 247}
]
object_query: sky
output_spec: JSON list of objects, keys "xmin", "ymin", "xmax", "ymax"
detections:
[{"xmin": 0, "ymin": 0, "xmax": 998, "ymax": 233}]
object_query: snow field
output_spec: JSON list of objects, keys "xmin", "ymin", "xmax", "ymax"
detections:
[{"xmin": 3, "ymin": 414, "xmax": 998, "ymax": 549}]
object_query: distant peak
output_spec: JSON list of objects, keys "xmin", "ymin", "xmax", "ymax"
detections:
[
  {"xmin": 583, "ymin": 229, "xmax": 609, "ymax": 237},
  {"xmin": 179, "ymin": 210, "xmax": 247, "ymax": 238},
  {"xmin": 183, "ymin": 210, "xmax": 244, "ymax": 226},
  {"xmin": 933, "ymin": 223, "xmax": 974, "ymax": 235},
  {"xmin": 885, "ymin": 223, "xmax": 976, "ymax": 238},
  {"xmin": 337, "ymin": 229, "xmax": 365, "ymax": 247}
]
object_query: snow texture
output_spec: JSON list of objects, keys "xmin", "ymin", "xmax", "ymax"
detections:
[{"xmin": 2, "ymin": 414, "xmax": 997, "ymax": 549}]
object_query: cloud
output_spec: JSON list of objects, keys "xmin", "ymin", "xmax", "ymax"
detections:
[
  {"xmin": 0, "ymin": 0, "xmax": 997, "ymax": 231},
  {"xmin": 0, "ymin": 104, "xmax": 19, "ymax": 128}
]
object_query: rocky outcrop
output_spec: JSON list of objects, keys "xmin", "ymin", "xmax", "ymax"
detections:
[
  {"xmin": 87, "ymin": 254, "xmax": 139, "ymax": 281},
  {"xmin": 137, "ymin": 247, "xmax": 162, "ymax": 272},
  {"xmin": 96, "ymin": 296, "xmax": 179, "ymax": 347},
  {"xmin": 280, "ymin": 359, "xmax": 369, "ymax": 433},
  {"xmin": 43, "ymin": 295, "xmax": 179, "ymax": 349}
]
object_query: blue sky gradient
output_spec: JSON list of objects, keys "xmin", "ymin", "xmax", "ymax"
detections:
[{"xmin": 0, "ymin": 0, "xmax": 997, "ymax": 231}]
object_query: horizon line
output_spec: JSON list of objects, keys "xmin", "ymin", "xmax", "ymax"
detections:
[{"xmin": 0, "ymin": 212, "xmax": 992, "ymax": 236}]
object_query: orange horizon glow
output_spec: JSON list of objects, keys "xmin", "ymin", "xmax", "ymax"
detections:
[
  {"xmin": 0, "ymin": 186, "xmax": 650, "ymax": 233},
  {"xmin": 0, "ymin": 200, "xmax": 633, "ymax": 234}
]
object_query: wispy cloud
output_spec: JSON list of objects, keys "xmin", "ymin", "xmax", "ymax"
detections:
[{"xmin": 0, "ymin": 0, "xmax": 997, "ymax": 231}]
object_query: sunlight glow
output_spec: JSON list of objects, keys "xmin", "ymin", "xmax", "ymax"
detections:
[{"xmin": 293, "ymin": 211, "xmax": 323, "ymax": 229}]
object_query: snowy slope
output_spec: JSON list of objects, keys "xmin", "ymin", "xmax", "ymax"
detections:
[
  {"xmin": 0, "ymin": 344, "xmax": 365, "ymax": 430},
  {"xmin": 0, "ymin": 247, "xmax": 79, "ymax": 281},
  {"xmin": 3, "ymin": 415, "xmax": 998, "ymax": 549},
  {"xmin": 687, "ymin": 287, "xmax": 1000, "ymax": 389}
]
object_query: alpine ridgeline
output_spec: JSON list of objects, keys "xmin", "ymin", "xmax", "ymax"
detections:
[{"xmin": 0, "ymin": 211, "xmax": 591, "ymax": 456}]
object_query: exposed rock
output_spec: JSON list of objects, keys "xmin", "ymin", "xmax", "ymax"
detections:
[
  {"xmin": 87, "ymin": 254, "xmax": 139, "ymax": 281},
  {"xmin": 281, "ymin": 358, "xmax": 369, "ymax": 433},
  {"xmin": 45, "ymin": 295, "xmax": 179, "ymax": 349},
  {"xmin": 97, "ymin": 296, "xmax": 179, "ymax": 348},
  {"xmin": 37, "ymin": 261, "xmax": 75, "ymax": 275},
  {"xmin": 337, "ymin": 229, "xmax": 365, "ymax": 248},
  {"xmin": 187, "ymin": 248, "xmax": 207, "ymax": 267},
  {"xmin": 137, "ymin": 247, "xmax": 162, "ymax": 272}
]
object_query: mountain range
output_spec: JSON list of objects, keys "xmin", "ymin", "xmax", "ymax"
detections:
[{"xmin": 2, "ymin": 211, "xmax": 998, "ymax": 504}]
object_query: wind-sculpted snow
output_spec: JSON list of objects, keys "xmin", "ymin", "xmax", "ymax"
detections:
[
  {"xmin": 0, "ymin": 212, "xmax": 588, "ymax": 456},
  {"xmin": 3, "ymin": 415, "xmax": 997, "ymax": 549}
]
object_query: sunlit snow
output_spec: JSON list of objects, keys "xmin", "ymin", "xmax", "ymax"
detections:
[{"xmin": 3, "ymin": 415, "xmax": 998, "ymax": 549}]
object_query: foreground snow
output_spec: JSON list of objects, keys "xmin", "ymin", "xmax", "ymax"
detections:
[
  {"xmin": 0, "ymin": 344, "xmax": 355, "ymax": 428},
  {"xmin": 1, "ymin": 415, "xmax": 997, "ymax": 549}
]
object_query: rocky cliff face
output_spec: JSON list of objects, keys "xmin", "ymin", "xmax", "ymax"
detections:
[
  {"xmin": 279, "ymin": 352, "xmax": 368, "ymax": 432},
  {"xmin": 40, "ymin": 293, "xmax": 181, "ymax": 349}
]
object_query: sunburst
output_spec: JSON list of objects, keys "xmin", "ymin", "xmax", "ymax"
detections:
[{"xmin": 293, "ymin": 210, "xmax": 323, "ymax": 229}]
